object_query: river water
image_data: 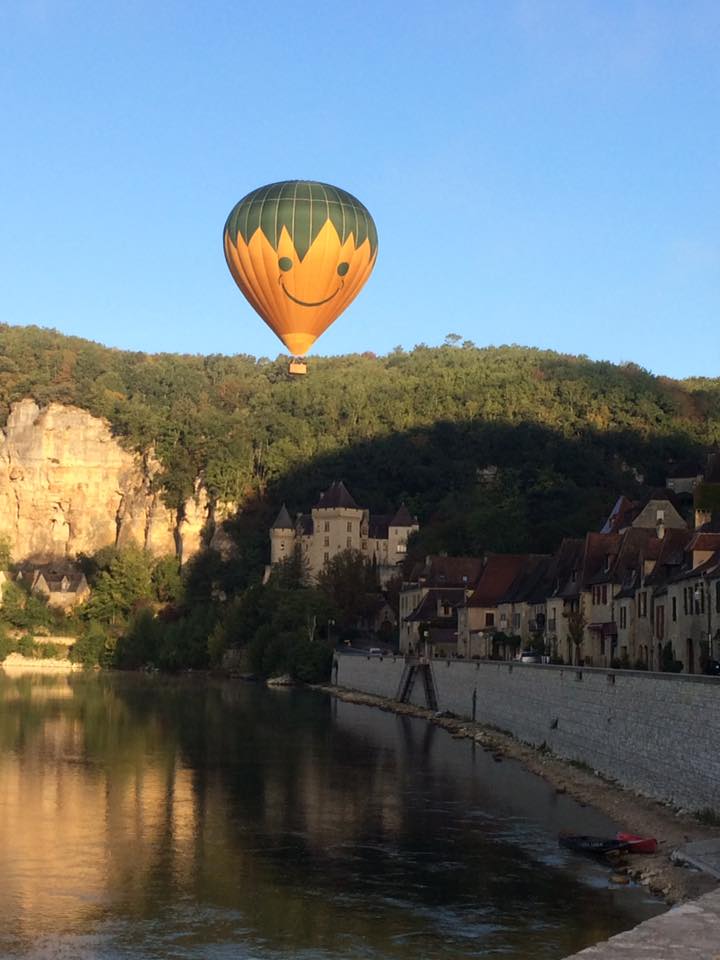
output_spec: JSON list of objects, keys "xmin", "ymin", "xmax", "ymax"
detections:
[{"xmin": 0, "ymin": 672, "xmax": 663, "ymax": 959}]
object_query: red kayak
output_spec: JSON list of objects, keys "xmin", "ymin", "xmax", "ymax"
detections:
[{"xmin": 616, "ymin": 833, "xmax": 657, "ymax": 854}]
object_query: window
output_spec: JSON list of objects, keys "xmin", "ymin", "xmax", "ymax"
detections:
[
  {"xmin": 513, "ymin": 613, "xmax": 521, "ymax": 629},
  {"xmin": 655, "ymin": 604, "xmax": 665, "ymax": 640},
  {"xmin": 323, "ymin": 552, "xmax": 329, "ymax": 562},
  {"xmin": 601, "ymin": 585, "xmax": 608, "ymax": 605},
  {"xmin": 324, "ymin": 536, "xmax": 329, "ymax": 547},
  {"xmin": 683, "ymin": 586, "xmax": 690, "ymax": 615},
  {"xmin": 361, "ymin": 540, "xmax": 367, "ymax": 551},
  {"xmin": 672, "ymin": 596, "xmax": 677, "ymax": 622},
  {"xmin": 485, "ymin": 612, "xmax": 495, "ymax": 627},
  {"xmin": 396, "ymin": 543, "xmax": 407, "ymax": 554},
  {"xmin": 619, "ymin": 606, "xmax": 627, "ymax": 629},
  {"xmin": 346, "ymin": 537, "xmax": 352, "ymax": 548},
  {"xmin": 716, "ymin": 581, "xmax": 720, "ymax": 614},
  {"xmin": 656, "ymin": 509, "xmax": 665, "ymax": 522},
  {"xmin": 324, "ymin": 521, "xmax": 330, "ymax": 532},
  {"xmin": 347, "ymin": 521, "xmax": 352, "ymax": 532},
  {"xmin": 279, "ymin": 541, "xmax": 285, "ymax": 553},
  {"xmin": 638, "ymin": 592, "xmax": 647, "ymax": 617}
]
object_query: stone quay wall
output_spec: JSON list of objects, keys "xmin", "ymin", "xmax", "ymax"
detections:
[{"xmin": 334, "ymin": 654, "xmax": 720, "ymax": 813}]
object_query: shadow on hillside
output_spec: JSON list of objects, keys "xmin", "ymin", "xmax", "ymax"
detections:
[{"xmin": 218, "ymin": 417, "xmax": 702, "ymax": 575}]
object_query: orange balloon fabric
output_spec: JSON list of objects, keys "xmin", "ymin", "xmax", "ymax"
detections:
[{"xmin": 224, "ymin": 181, "xmax": 378, "ymax": 356}]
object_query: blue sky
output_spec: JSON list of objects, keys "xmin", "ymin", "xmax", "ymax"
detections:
[{"xmin": 1, "ymin": 0, "xmax": 718, "ymax": 377}]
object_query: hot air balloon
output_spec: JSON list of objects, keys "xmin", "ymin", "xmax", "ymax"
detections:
[{"xmin": 223, "ymin": 180, "xmax": 378, "ymax": 374}]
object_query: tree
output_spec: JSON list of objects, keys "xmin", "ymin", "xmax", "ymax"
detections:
[
  {"xmin": 82, "ymin": 547, "xmax": 154, "ymax": 624},
  {"xmin": 565, "ymin": 607, "xmax": 587, "ymax": 665},
  {"xmin": 316, "ymin": 549, "xmax": 380, "ymax": 632},
  {"xmin": 152, "ymin": 555, "xmax": 183, "ymax": 603}
]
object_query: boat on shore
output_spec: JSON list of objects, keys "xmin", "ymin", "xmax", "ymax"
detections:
[{"xmin": 559, "ymin": 832, "xmax": 657, "ymax": 857}]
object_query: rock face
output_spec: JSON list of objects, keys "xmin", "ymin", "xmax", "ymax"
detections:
[{"xmin": 0, "ymin": 400, "xmax": 212, "ymax": 562}]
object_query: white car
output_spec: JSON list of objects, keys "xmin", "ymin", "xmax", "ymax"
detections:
[{"xmin": 519, "ymin": 651, "xmax": 541, "ymax": 663}]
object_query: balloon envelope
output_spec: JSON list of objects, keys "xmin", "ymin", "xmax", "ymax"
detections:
[{"xmin": 224, "ymin": 181, "xmax": 378, "ymax": 357}]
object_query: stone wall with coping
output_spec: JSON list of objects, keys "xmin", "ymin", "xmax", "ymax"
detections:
[
  {"xmin": 334, "ymin": 655, "xmax": 720, "ymax": 813},
  {"xmin": 334, "ymin": 653, "xmax": 407, "ymax": 701}
]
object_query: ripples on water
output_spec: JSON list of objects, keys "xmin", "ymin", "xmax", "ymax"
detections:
[{"xmin": 0, "ymin": 673, "xmax": 663, "ymax": 959}]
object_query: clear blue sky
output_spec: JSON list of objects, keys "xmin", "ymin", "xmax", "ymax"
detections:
[{"xmin": 1, "ymin": 1, "xmax": 718, "ymax": 378}]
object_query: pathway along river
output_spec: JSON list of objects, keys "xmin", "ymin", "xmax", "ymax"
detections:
[{"xmin": 0, "ymin": 672, "xmax": 664, "ymax": 959}]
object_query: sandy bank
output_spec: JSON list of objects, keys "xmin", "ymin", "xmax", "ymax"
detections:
[{"xmin": 1, "ymin": 653, "xmax": 83, "ymax": 673}]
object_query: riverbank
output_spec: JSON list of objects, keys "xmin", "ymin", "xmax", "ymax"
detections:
[
  {"xmin": 1, "ymin": 653, "xmax": 82, "ymax": 672},
  {"xmin": 319, "ymin": 684, "xmax": 719, "ymax": 905}
]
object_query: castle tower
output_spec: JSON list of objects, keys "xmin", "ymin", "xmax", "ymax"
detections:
[{"xmin": 270, "ymin": 504, "xmax": 296, "ymax": 565}]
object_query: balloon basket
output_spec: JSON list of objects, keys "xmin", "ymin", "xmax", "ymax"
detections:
[{"xmin": 288, "ymin": 359, "xmax": 307, "ymax": 376}]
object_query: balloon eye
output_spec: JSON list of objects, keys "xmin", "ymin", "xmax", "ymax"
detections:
[
  {"xmin": 278, "ymin": 257, "xmax": 293, "ymax": 272},
  {"xmin": 337, "ymin": 262, "xmax": 349, "ymax": 277}
]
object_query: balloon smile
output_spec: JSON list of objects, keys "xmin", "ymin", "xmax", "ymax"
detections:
[{"xmin": 280, "ymin": 279, "xmax": 343, "ymax": 308}]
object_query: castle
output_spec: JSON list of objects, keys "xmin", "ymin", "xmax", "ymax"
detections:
[{"xmin": 270, "ymin": 481, "xmax": 419, "ymax": 584}]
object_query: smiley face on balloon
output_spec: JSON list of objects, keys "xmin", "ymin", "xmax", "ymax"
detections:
[{"xmin": 223, "ymin": 181, "xmax": 378, "ymax": 359}]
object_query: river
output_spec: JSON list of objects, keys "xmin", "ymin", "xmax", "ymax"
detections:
[{"xmin": 0, "ymin": 671, "xmax": 663, "ymax": 959}]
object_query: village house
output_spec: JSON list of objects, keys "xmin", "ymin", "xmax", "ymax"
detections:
[
  {"xmin": 545, "ymin": 538, "xmax": 584, "ymax": 663},
  {"xmin": 269, "ymin": 481, "xmax": 419, "ymax": 585},
  {"xmin": 13, "ymin": 563, "xmax": 90, "ymax": 611},
  {"xmin": 400, "ymin": 555, "xmax": 483, "ymax": 655},
  {"xmin": 495, "ymin": 555, "xmax": 553, "ymax": 654},
  {"xmin": 665, "ymin": 533, "xmax": 720, "ymax": 673},
  {"xmin": 455, "ymin": 554, "xmax": 527, "ymax": 659}
]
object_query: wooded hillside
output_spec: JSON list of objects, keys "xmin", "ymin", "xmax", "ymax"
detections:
[{"xmin": 1, "ymin": 324, "xmax": 717, "ymax": 571}]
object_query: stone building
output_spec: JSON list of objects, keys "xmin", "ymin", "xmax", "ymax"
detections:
[
  {"xmin": 401, "ymin": 555, "xmax": 483, "ymax": 654},
  {"xmin": 456, "ymin": 554, "xmax": 527, "ymax": 659},
  {"xmin": 13, "ymin": 563, "xmax": 90, "ymax": 611},
  {"xmin": 269, "ymin": 481, "xmax": 418, "ymax": 584}
]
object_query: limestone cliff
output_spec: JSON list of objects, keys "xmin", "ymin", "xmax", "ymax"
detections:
[{"xmin": 0, "ymin": 399, "xmax": 213, "ymax": 562}]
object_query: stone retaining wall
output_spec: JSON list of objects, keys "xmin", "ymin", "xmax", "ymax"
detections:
[{"xmin": 334, "ymin": 655, "xmax": 720, "ymax": 813}]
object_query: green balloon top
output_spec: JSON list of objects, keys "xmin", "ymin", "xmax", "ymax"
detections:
[{"xmin": 225, "ymin": 180, "xmax": 378, "ymax": 262}]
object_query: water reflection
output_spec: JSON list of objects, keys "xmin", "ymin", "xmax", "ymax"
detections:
[{"xmin": 0, "ymin": 673, "xmax": 663, "ymax": 959}]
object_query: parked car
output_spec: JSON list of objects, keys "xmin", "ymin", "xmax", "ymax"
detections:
[
  {"xmin": 368, "ymin": 647, "xmax": 383, "ymax": 657},
  {"xmin": 519, "ymin": 650, "xmax": 542, "ymax": 664}
]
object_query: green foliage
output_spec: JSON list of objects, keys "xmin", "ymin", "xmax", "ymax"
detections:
[
  {"xmin": 316, "ymin": 549, "xmax": 379, "ymax": 632},
  {"xmin": 565, "ymin": 608, "xmax": 587, "ymax": 665},
  {"xmin": 660, "ymin": 642, "xmax": 683, "ymax": 673},
  {"xmin": 82, "ymin": 547, "xmax": 154, "ymax": 624},
  {"xmin": 152, "ymin": 555, "xmax": 183, "ymax": 603},
  {"xmin": 0, "ymin": 627, "xmax": 16, "ymax": 660},
  {"xmin": 2, "ymin": 326, "xmax": 719, "ymax": 676},
  {"xmin": 70, "ymin": 622, "xmax": 112, "ymax": 667}
]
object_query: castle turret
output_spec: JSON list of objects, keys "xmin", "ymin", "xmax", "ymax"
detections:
[{"xmin": 270, "ymin": 504, "xmax": 295, "ymax": 564}]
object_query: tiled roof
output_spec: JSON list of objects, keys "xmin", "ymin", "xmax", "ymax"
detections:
[
  {"xmin": 390, "ymin": 504, "xmax": 417, "ymax": 527},
  {"xmin": 581, "ymin": 532, "xmax": 622, "ymax": 587},
  {"xmin": 316, "ymin": 481, "xmax": 359, "ymax": 510},
  {"xmin": 549, "ymin": 538, "xmax": 584, "ymax": 598},
  {"xmin": 404, "ymin": 587, "xmax": 466, "ymax": 623},
  {"xmin": 498, "ymin": 555, "xmax": 553, "ymax": 604},
  {"xmin": 688, "ymin": 532, "xmax": 720, "ymax": 553},
  {"xmin": 410, "ymin": 555, "xmax": 484, "ymax": 588},
  {"xmin": 601, "ymin": 496, "xmax": 638, "ymax": 534},
  {"xmin": 466, "ymin": 555, "xmax": 528, "ymax": 607},
  {"xmin": 271, "ymin": 504, "xmax": 294, "ymax": 530},
  {"xmin": 297, "ymin": 513, "xmax": 313, "ymax": 535}
]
